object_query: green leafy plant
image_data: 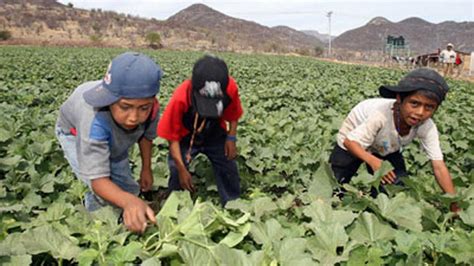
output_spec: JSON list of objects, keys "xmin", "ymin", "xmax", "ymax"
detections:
[{"xmin": 0, "ymin": 46, "xmax": 472, "ymax": 265}]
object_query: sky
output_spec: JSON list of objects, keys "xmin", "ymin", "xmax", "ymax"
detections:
[{"xmin": 58, "ymin": 0, "xmax": 473, "ymax": 36}]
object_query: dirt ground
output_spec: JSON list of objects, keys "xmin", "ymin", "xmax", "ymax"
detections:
[
  {"xmin": 1, "ymin": 40, "xmax": 473, "ymax": 83},
  {"xmin": 318, "ymin": 57, "xmax": 474, "ymax": 83}
]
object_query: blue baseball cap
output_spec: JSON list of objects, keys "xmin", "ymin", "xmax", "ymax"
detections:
[{"xmin": 84, "ymin": 52, "xmax": 162, "ymax": 107}]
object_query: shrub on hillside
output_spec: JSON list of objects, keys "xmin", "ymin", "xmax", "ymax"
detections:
[
  {"xmin": 0, "ymin": 30, "xmax": 12, "ymax": 41},
  {"xmin": 145, "ymin": 32, "xmax": 162, "ymax": 49}
]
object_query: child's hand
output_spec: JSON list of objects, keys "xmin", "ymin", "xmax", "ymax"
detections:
[
  {"xmin": 122, "ymin": 196, "xmax": 156, "ymax": 233},
  {"xmin": 450, "ymin": 202, "xmax": 461, "ymax": 213},
  {"xmin": 369, "ymin": 157, "xmax": 396, "ymax": 184},
  {"xmin": 225, "ymin": 140, "xmax": 237, "ymax": 160},
  {"xmin": 381, "ymin": 171, "xmax": 397, "ymax": 185},
  {"xmin": 178, "ymin": 169, "xmax": 195, "ymax": 192},
  {"xmin": 369, "ymin": 157, "xmax": 383, "ymax": 173},
  {"xmin": 140, "ymin": 168, "xmax": 153, "ymax": 192}
]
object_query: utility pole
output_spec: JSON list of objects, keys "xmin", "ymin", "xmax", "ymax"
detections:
[{"xmin": 327, "ymin": 11, "xmax": 333, "ymax": 57}]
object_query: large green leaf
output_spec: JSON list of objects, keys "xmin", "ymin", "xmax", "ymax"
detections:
[
  {"xmin": 306, "ymin": 223, "xmax": 352, "ymax": 265},
  {"xmin": 419, "ymin": 199, "xmax": 442, "ymax": 229},
  {"xmin": 347, "ymin": 245, "xmax": 387, "ymax": 266},
  {"xmin": 220, "ymin": 223, "xmax": 251, "ymax": 248},
  {"xmin": 0, "ymin": 128, "xmax": 13, "ymax": 142},
  {"xmin": 20, "ymin": 225, "xmax": 81, "ymax": 260},
  {"xmin": 349, "ymin": 212, "xmax": 396, "ymax": 243},
  {"xmin": 307, "ymin": 162, "xmax": 337, "ymax": 200},
  {"xmin": 459, "ymin": 203, "xmax": 474, "ymax": 227},
  {"xmin": 373, "ymin": 193, "xmax": 422, "ymax": 231},
  {"xmin": 158, "ymin": 192, "xmax": 184, "ymax": 219},
  {"xmin": 365, "ymin": 247, "xmax": 386, "ymax": 266},
  {"xmin": 394, "ymin": 231, "xmax": 424, "ymax": 256},
  {"xmin": 156, "ymin": 243, "xmax": 178, "ymax": 259},
  {"xmin": 0, "ymin": 155, "xmax": 22, "ymax": 170},
  {"xmin": 303, "ymin": 199, "xmax": 357, "ymax": 228},
  {"xmin": 213, "ymin": 244, "xmax": 266, "ymax": 266},
  {"xmin": 303, "ymin": 201, "xmax": 357, "ymax": 264},
  {"xmin": 0, "ymin": 255, "xmax": 32, "ymax": 266},
  {"xmin": 0, "ymin": 233, "xmax": 27, "ymax": 256},
  {"xmin": 179, "ymin": 241, "xmax": 217, "ymax": 266},
  {"xmin": 178, "ymin": 203, "xmax": 207, "ymax": 237},
  {"xmin": 77, "ymin": 249, "xmax": 99, "ymax": 266},
  {"xmin": 352, "ymin": 160, "xmax": 393, "ymax": 189},
  {"xmin": 443, "ymin": 230, "xmax": 474, "ymax": 264},
  {"xmin": 277, "ymin": 237, "xmax": 316, "ymax": 266},
  {"xmin": 107, "ymin": 241, "xmax": 143, "ymax": 264},
  {"xmin": 250, "ymin": 218, "xmax": 284, "ymax": 246},
  {"xmin": 141, "ymin": 257, "xmax": 162, "ymax": 266},
  {"xmin": 91, "ymin": 205, "xmax": 122, "ymax": 226},
  {"xmin": 252, "ymin": 197, "xmax": 279, "ymax": 221},
  {"xmin": 0, "ymin": 203, "xmax": 23, "ymax": 213}
]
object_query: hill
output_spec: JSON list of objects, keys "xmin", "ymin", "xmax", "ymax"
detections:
[
  {"xmin": 0, "ymin": 1, "xmax": 324, "ymax": 55},
  {"xmin": 301, "ymin": 30, "xmax": 334, "ymax": 44},
  {"xmin": 333, "ymin": 16, "xmax": 474, "ymax": 54}
]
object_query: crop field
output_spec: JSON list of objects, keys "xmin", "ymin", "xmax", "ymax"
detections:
[{"xmin": 0, "ymin": 46, "xmax": 473, "ymax": 265}]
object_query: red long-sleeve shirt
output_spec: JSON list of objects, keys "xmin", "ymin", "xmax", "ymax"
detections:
[{"xmin": 157, "ymin": 77, "xmax": 243, "ymax": 141}]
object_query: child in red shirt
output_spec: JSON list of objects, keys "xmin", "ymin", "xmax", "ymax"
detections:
[{"xmin": 158, "ymin": 55, "xmax": 243, "ymax": 205}]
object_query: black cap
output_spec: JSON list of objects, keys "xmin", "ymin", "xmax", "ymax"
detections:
[
  {"xmin": 379, "ymin": 68, "xmax": 449, "ymax": 102},
  {"xmin": 191, "ymin": 55, "xmax": 229, "ymax": 118}
]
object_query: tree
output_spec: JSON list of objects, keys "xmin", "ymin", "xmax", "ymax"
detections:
[
  {"xmin": 67, "ymin": 2, "xmax": 74, "ymax": 8},
  {"xmin": 89, "ymin": 34, "xmax": 102, "ymax": 46},
  {"xmin": 314, "ymin": 46, "xmax": 324, "ymax": 57},
  {"xmin": 145, "ymin": 32, "xmax": 162, "ymax": 49},
  {"xmin": 92, "ymin": 23, "xmax": 101, "ymax": 34},
  {"xmin": 0, "ymin": 30, "xmax": 12, "ymax": 41}
]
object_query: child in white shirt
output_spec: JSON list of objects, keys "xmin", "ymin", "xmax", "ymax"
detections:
[{"xmin": 329, "ymin": 68, "xmax": 458, "ymax": 211}]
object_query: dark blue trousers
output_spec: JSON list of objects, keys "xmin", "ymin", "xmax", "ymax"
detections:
[
  {"xmin": 329, "ymin": 144, "xmax": 408, "ymax": 185},
  {"xmin": 167, "ymin": 139, "xmax": 241, "ymax": 206}
]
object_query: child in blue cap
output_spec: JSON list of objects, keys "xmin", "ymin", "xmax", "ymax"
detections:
[
  {"xmin": 56, "ymin": 52, "xmax": 162, "ymax": 232},
  {"xmin": 329, "ymin": 68, "xmax": 459, "ymax": 212}
]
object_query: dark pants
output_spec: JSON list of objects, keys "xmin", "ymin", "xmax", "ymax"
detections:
[
  {"xmin": 329, "ymin": 144, "xmax": 408, "ymax": 185},
  {"xmin": 167, "ymin": 139, "xmax": 240, "ymax": 206}
]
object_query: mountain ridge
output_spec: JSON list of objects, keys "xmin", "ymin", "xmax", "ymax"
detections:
[
  {"xmin": 333, "ymin": 16, "xmax": 474, "ymax": 53},
  {"xmin": 0, "ymin": 1, "xmax": 472, "ymax": 56},
  {"xmin": 0, "ymin": 1, "xmax": 324, "ymax": 56}
]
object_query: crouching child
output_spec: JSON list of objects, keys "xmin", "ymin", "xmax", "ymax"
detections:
[
  {"xmin": 329, "ymin": 68, "xmax": 459, "ymax": 212},
  {"xmin": 56, "ymin": 52, "xmax": 162, "ymax": 232},
  {"xmin": 157, "ymin": 55, "xmax": 243, "ymax": 206}
]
